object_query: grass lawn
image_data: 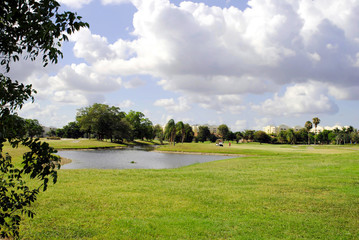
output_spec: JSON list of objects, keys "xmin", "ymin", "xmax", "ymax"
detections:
[
  {"xmin": 4, "ymin": 141, "xmax": 359, "ymax": 239},
  {"xmin": 43, "ymin": 138, "xmax": 126, "ymax": 149}
]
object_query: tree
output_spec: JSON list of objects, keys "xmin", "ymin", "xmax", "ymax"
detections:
[
  {"xmin": 183, "ymin": 124, "xmax": 194, "ymax": 143},
  {"xmin": 227, "ymin": 131, "xmax": 236, "ymax": 142},
  {"xmin": 25, "ymin": 119, "xmax": 44, "ymax": 138},
  {"xmin": 1, "ymin": 0, "xmax": 88, "ymax": 237},
  {"xmin": 77, "ymin": 104, "xmax": 129, "ymax": 142},
  {"xmin": 218, "ymin": 124, "xmax": 230, "ymax": 141},
  {"xmin": 164, "ymin": 119, "xmax": 176, "ymax": 145},
  {"xmin": 125, "ymin": 111, "xmax": 153, "ymax": 140},
  {"xmin": 153, "ymin": 124, "xmax": 164, "ymax": 145},
  {"xmin": 312, "ymin": 117, "xmax": 320, "ymax": 144},
  {"xmin": 243, "ymin": 130, "xmax": 255, "ymax": 142},
  {"xmin": 305, "ymin": 121, "xmax": 313, "ymax": 145},
  {"xmin": 254, "ymin": 131, "xmax": 271, "ymax": 144},
  {"xmin": 286, "ymin": 129, "xmax": 296, "ymax": 144},
  {"xmin": 175, "ymin": 121, "xmax": 186, "ymax": 144},
  {"xmin": 198, "ymin": 126, "xmax": 211, "ymax": 143},
  {"xmin": 277, "ymin": 130, "xmax": 287, "ymax": 144},
  {"xmin": 235, "ymin": 131, "xmax": 243, "ymax": 143},
  {"xmin": 62, "ymin": 121, "xmax": 83, "ymax": 139}
]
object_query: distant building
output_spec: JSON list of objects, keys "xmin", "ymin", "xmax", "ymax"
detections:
[
  {"xmin": 264, "ymin": 124, "xmax": 350, "ymax": 135},
  {"xmin": 192, "ymin": 124, "xmax": 222, "ymax": 137}
]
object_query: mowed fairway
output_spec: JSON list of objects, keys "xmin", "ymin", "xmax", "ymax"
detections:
[{"xmin": 11, "ymin": 141, "xmax": 359, "ymax": 239}]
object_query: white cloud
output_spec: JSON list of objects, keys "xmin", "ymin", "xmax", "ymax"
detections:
[
  {"xmin": 328, "ymin": 85, "xmax": 359, "ymax": 100},
  {"xmin": 253, "ymin": 117, "xmax": 272, "ymax": 131},
  {"xmin": 154, "ymin": 97, "xmax": 191, "ymax": 113},
  {"xmin": 16, "ymin": 0, "xmax": 359, "ymax": 126},
  {"xmin": 18, "ymin": 103, "xmax": 69, "ymax": 127},
  {"xmin": 58, "ymin": 0, "xmax": 92, "ymax": 9},
  {"xmin": 88, "ymin": 0, "xmax": 359, "ymax": 113},
  {"xmin": 233, "ymin": 119, "xmax": 247, "ymax": 131},
  {"xmin": 118, "ymin": 100, "xmax": 135, "ymax": 108},
  {"xmin": 123, "ymin": 77, "xmax": 145, "ymax": 88},
  {"xmin": 191, "ymin": 94, "xmax": 245, "ymax": 114},
  {"xmin": 253, "ymin": 81, "xmax": 339, "ymax": 116}
]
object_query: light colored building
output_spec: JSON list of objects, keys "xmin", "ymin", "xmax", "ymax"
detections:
[
  {"xmin": 264, "ymin": 124, "xmax": 290, "ymax": 134},
  {"xmin": 264, "ymin": 124, "xmax": 350, "ymax": 135},
  {"xmin": 264, "ymin": 125, "xmax": 276, "ymax": 134},
  {"xmin": 192, "ymin": 124, "xmax": 222, "ymax": 137}
]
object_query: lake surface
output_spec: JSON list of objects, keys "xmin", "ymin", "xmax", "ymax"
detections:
[{"xmin": 58, "ymin": 147, "xmax": 234, "ymax": 169}]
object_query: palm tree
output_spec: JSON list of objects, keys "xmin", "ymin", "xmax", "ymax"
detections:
[
  {"xmin": 305, "ymin": 121, "xmax": 313, "ymax": 145},
  {"xmin": 176, "ymin": 121, "xmax": 185, "ymax": 144},
  {"xmin": 165, "ymin": 119, "xmax": 176, "ymax": 145},
  {"xmin": 312, "ymin": 117, "xmax": 320, "ymax": 144}
]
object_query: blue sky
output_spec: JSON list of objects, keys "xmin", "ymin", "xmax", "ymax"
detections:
[{"xmin": 10, "ymin": 0, "xmax": 359, "ymax": 130}]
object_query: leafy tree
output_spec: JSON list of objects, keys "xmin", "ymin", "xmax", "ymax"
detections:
[
  {"xmin": 317, "ymin": 129, "xmax": 331, "ymax": 144},
  {"xmin": 227, "ymin": 131, "xmax": 236, "ymax": 142},
  {"xmin": 176, "ymin": 121, "xmax": 185, "ymax": 143},
  {"xmin": 153, "ymin": 124, "xmax": 164, "ymax": 144},
  {"xmin": 277, "ymin": 130, "xmax": 287, "ymax": 144},
  {"xmin": 164, "ymin": 119, "xmax": 176, "ymax": 145},
  {"xmin": 183, "ymin": 124, "xmax": 194, "ymax": 143},
  {"xmin": 77, "ymin": 103, "xmax": 129, "ymax": 142},
  {"xmin": 296, "ymin": 128, "xmax": 308, "ymax": 144},
  {"xmin": 286, "ymin": 129, "xmax": 296, "ymax": 144},
  {"xmin": 350, "ymin": 130, "xmax": 359, "ymax": 144},
  {"xmin": 254, "ymin": 131, "xmax": 271, "ymax": 144},
  {"xmin": 235, "ymin": 131, "xmax": 243, "ymax": 143},
  {"xmin": 55, "ymin": 128, "xmax": 65, "ymax": 138},
  {"xmin": 305, "ymin": 121, "xmax": 313, "ymax": 145},
  {"xmin": 209, "ymin": 133, "xmax": 218, "ymax": 143},
  {"xmin": 198, "ymin": 126, "xmax": 211, "ymax": 143},
  {"xmin": 25, "ymin": 119, "xmax": 44, "ymax": 138},
  {"xmin": 218, "ymin": 124, "xmax": 230, "ymax": 141},
  {"xmin": 62, "ymin": 121, "xmax": 83, "ymax": 139},
  {"xmin": 0, "ymin": 0, "xmax": 88, "ymax": 237},
  {"xmin": 243, "ymin": 130, "xmax": 255, "ymax": 142},
  {"xmin": 125, "ymin": 111, "xmax": 153, "ymax": 140},
  {"xmin": 48, "ymin": 128, "xmax": 57, "ymax": 137},
  {"xmin": 0, "ymin": 76, "xmax": 60, "ymax": 239}
]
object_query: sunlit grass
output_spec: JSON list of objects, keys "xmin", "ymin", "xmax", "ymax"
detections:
[
  {"xmin": 43, "ymin": 138, "xmax": 126, "ymax": 149},
  {"xmin": 2, "ymin": 142, "xmax": 358, "ymax": 239}
]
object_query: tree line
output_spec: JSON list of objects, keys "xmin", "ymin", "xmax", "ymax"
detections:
[{"xmin": 49, "ymin": 107, "xmax": 359, "ymax": 145}]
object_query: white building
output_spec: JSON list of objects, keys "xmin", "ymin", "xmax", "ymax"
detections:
[
  {"xmin": 192, "ymin": 124, "xmax": 222, "ymax": 136},
  {"xmin": 264, "ymin": 124, "xmax": 350, "ymax": 135}
]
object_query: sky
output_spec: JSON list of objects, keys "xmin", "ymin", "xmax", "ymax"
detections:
[{"xmin": 8, "ymin": 0, "xmax": 359, "ymax": 131}]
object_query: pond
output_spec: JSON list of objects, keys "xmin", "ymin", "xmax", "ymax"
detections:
[{"xmin": 58, "ymin": 147, "xmax": 234, "ymax": 169}]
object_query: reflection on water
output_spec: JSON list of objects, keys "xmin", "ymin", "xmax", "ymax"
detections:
[{"xmin": 58, "ymin": 147, "xmax": 234, "ymax": 169}]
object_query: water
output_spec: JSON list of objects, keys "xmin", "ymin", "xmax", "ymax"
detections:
[{"xmin": 58, "ymin": 147, "xmax": 234, "ymax": 169}]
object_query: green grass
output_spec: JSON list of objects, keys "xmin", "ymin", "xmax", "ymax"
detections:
[
  {"xmin": 3, "ymin": 142, "xmax": 359, "ymax": 239},
  {"xmin": 43, "ymin": 138, "xmax": 126, "ymax": 149}
]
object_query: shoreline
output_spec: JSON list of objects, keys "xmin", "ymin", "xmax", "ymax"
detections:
[{"xmin": 154, "ymin": 150, "xmax": 245, "ymax": 157}]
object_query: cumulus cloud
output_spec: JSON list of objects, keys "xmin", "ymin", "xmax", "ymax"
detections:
[
  {"xmin": 18, "ymin": 103, "xmax": 70, "ymax": 127},
  {"xmin": 123, "ymin": 77, "xmax": 146, "ymax": 88},
  {"xmin": 16, "ymin": 0, "xmax": 359, "ymax": 126},
  {"xmin": 154, "ymin": 97, "xmax": 191, "ymax": 113},
  {"xmin": 118, "ymin": 100, "xmax": 135, "ymax": 108},
  {"xmin": 190, "ymin": 94, "xmax": 246, "ymax": 114},
  {"xmin": 233, "ymin": 119, "xmax": 247, "ymax": 131},
  {"xmin": 58, "ymin": 0, "xmax": 92, "ymax": 9},
  {"xmin": 88, "ymin": 0, "xmax": 359, "ymax": 116},
  {"xmin": 328, "ymin": 85, "xmax": 359, "ymax": 100},
  {"xmin": 253, "ymin": 81, "xmax": 339, "ymax": 116}
]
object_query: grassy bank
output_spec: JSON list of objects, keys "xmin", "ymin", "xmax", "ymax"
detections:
[
  {"xmin": 4, "ymin": 142, "xmax": 359, "ymax": 239},
  {"xmin": 44, "ymin": 138, "xmax": 126, "ymax": 149}
]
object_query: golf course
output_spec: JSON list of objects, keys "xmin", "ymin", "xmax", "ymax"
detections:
[{"xmin": 7, "ymin": 140, "xmax": 359, "ymax": 239}]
